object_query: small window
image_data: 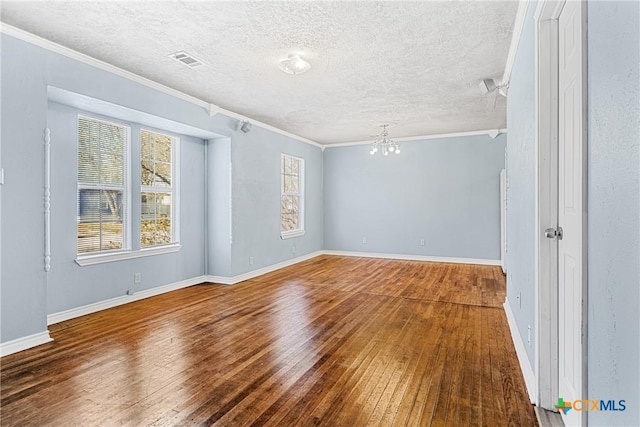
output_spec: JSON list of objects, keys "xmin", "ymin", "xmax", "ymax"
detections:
[
  {"xmin": 140, "ymin": 129, "xmax": 178, "ymax": 247},
  {"xmin": 77, "ymin": 116, "xmax": 130, "ymax": 254},
  {"xmin": 280, "ymin": 154, "xmax": 305, "ymax": 238}
]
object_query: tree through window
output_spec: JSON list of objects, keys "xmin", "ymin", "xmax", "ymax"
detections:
[
  {"xmin": 280, "ymin": 154, "xmax": 304, "ymax": 237},
  {"xmin": 141, "ymin": 129, "xmax": 177, "ymax": 247}
]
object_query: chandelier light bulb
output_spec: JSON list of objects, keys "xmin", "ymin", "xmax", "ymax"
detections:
[{"xmin": 369, "ymin": 124, "xmax": 399, "ymax": 158}]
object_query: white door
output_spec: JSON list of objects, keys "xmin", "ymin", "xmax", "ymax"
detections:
[{"xmin": 558, "ymin": 1, "xmax": 586, "ymax": 425}]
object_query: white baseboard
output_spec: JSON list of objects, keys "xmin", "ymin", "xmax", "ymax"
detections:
[
  {"xmin": 47, "ymin": 275, "xmax": 207, "ymax": 325},
  {"xmin": 323, "ymin": 250, "xmax": 501, "ymax": 266},
  {"xmin": 504, "ymin": 297, "xmax": 537, "ymax": 403},
  {"xmin": 1, "ymin": 331, "xmax": 53, "ymax": 357},
  {"xmin": 205, "ymin": 250, "xmax": 500, "ymax": 285},
  {"xmin": 206, "ymin": 251, "xmax": 324, "ymax": 285}
]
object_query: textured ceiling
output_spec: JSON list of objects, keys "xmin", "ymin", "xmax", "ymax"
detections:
[{"xmin": 1, "ymin": 1, "xmax": 518, "ymax": 144}]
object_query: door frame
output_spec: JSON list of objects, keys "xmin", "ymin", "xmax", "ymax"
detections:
[{"xmin": 534, "ymin": 0, "xmax": 588, "ymax": 415}]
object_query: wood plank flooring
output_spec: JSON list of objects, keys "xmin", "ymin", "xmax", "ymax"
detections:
[{"xmin": 1, "ymin": 256, "xmax": 537, "ymax": 426}]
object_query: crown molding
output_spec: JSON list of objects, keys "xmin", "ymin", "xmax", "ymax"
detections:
[
  {"xmin": 502, "ymin": 0, "xmax": 530, "ymax": 85},
  {"xmin": 0, "ymin": 23, "xmax": 322, "ymax": 149},
  {"xmin": 323, "ymin": 129, "xmax": 507, "ymax": 149}
]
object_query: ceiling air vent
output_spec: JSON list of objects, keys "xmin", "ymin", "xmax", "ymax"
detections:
[{"xmin": 168, "ymin": 51, "xmax": 204, "ymax": 68}]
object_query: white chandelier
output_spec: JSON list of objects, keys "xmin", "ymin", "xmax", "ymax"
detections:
[{"xmin": 369, "ymin": 124, "xmax": 400, "ymax": 156}]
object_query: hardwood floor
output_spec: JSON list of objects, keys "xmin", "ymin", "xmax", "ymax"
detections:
[{"xmin": 1, "ymin": 256, "xmax": 537, "ymax": 426}]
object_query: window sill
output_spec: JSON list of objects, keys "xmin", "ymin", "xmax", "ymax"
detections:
[
  {"xmin": 75, "ymin": 244, "xmax": 182, "ymax": 266},
  {"xmin": 280, "ymin": 230, "xmax": 305, "ymax": 240}
]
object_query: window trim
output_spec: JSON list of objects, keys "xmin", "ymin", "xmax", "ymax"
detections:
[
  {"xmin": 75, "ymin": 244, "xmax": 182, "ymax": 266},
  {"xmin": 76, "ymin": 114, "xmax": 132, "ymax": 257},
  {"xmin": 140, "ymin": 128, "xmax": 180, "ymax": 248},
  {"xmin": 280, "ymin": 153, "xmax": 305, "ymax": 239}
]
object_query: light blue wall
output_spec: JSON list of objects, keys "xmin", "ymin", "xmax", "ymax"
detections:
[
  {"xmin": 587, "ymin": 2, "xmax": 640, "ymax": 425},
  {"xmin": 208, "ymin": 137, "xmax": 232, "ymax": 277},
  {"xmin": 1, "ymin": 35, "xmax": 49, "ymax": 343},
  {"xmin": 0, "ymin": 33, "xmax": 323, "ymax": 345},
  {"xmin": 505, "ymin": 0, "xmax": 537, "ymax": 367},
  {"xmin": 324, "ymin": 134, "xmax": 505, "ymax": 260},
  {"xmin": 230, "ymin": 127, "xmax": 323, "ymax": 276}
]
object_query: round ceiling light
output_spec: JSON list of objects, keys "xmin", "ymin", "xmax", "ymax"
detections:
[{"xmin": 278, "ymin": 54, "xmax": 311, "ymax": 75}]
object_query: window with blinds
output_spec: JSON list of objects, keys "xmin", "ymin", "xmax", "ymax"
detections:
[
  {"xmin": 77, "ymin": 116, "xmax": 130, "ymax": 254},
  {"xmin": 140, "ymin": 129, "xmax": 177, "ymax": 247},
  {"xmin": 280, "ymin": 153, "xmax": 304, "ymax": 237}
]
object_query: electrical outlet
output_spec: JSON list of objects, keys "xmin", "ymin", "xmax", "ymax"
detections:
[
  {"xmin": 362, "ymin": 237, "xmax": 367, "ymax": 245},
  {"xmin": 420, "ymin": 238, "xmax": 425, "ymax": 246},
  {"xmin": 292, "ymin": 245, "xmax": 296, "ymax": 254},
  {"xmin": 249, "ymin": 256, "xmax": 254, "ymax": 265},
  {"xmin": 527, "ymin": 325, "xmax": 532, "ymax": 345},
  {"xmin": 134, "ymin": 273, "xmax": 141, "ymax": 284}
]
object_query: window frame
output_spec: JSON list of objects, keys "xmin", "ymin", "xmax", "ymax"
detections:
[
  {"xmin": 280, "ymin": 153, "xmax": 305, "ymax": 239},
  {"xmin": 74, "ymin": 115, "xmax": 182, "ymax": 267},
  {"xmin": 140, "ymin": 128, "xmax": 180, "ymax": 249},
  {"xmin": 76, "ymin": 114, "xmax": 132, "ymax": 257}
]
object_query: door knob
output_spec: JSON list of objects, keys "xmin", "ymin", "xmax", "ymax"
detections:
[{"xmin": 545, "ymin": 227, "xmax": 563, "ymax": 240}]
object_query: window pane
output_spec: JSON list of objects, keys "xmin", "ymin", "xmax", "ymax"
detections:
[
  {"xmin": 102, "ymin": 190, "xmax": 124, "ymax": 221},
  {"xmin": 290, "ymin": 175, "xmax": 299, "ymax": 193},
  {"xmin": 78, "ymin": 151, "xmax": 99, "ymax": 184},
  {"xmin": 156, "ymin": 137, "xmax": 172, "ymax": 162},
  {"xmin": 141, "ymin": 134, "xmax": 153, "ymax": 160},
  {"xmin": 78, "ymin": 117, "xmax": 99, "ymax": 151},
  {"xmin": 101, "ymin": 123, "xmax": 124, "ymax": 154},
  {"xmin": 141, "ymin": 192, "xmax": 172, "ymax": 247},
  {"xmin": 281, "ymin": 213, "xmax": 297, "ymax": 231},
  {"xmin": 291, "ymin": 158, "xmax": 299, "ymax": 174},
  {"xmin": 154, "ymin": 162, "xmax": 171, "ymax": 187},
  {"xmin": 141, "ymin": 160, "xmax": 155, "ymax": 186},
  {"xmin": 77, "ymin": 189, "xmax": 101, "ymax": 253},
  {"xmin": 284, "ymin": 156, "xmax": 292, "ymax": 174},
  {"xmin": 290, "ymin": 195, "xmax": 299, "ymax": 213},
  {"xmin": 101, "ymin": 221, "xmax": 123, "ymax": 251},
  {"xmin": 100, "ymin": 153, "xmax": 123, "ymax": 185},
  {"xmin": 281, "ymin": 195, "xmax": 292, "ymax": 214},
  {"xmin": 141, "ymin": 192, "xmax": 156, "ymax": 247},
  {"xmin": 77, "ymin": 189, "xmax": 124, "ymax": 253}
]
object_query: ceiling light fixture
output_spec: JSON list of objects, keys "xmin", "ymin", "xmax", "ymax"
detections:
[
  {"xmin": 369, "ymin": 125, "xmax": 400, "ymax": 156},
  {"xmin": 279, "ymin": 54, "xmax": 311, "ymax": 75}
]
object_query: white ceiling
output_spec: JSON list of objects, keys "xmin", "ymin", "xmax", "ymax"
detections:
[{"xmin": 1, "ymin": 1, "xmax": 518, "ymax": 144}]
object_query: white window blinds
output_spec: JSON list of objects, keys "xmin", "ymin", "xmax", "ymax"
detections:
[{"xmin": 77, "ymin": 116, "xmax": 129, "ymax": 254}]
